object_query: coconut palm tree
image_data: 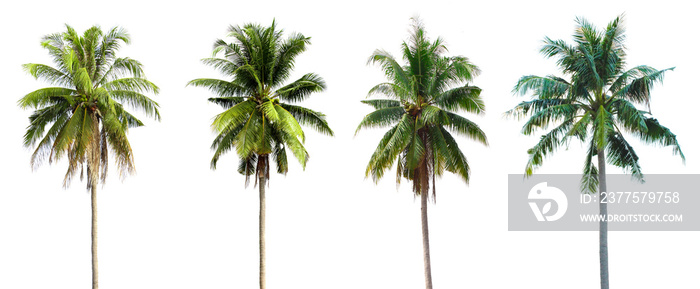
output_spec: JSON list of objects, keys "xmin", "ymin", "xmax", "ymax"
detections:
[
  {"xmin": 19, "ymin": 25, "xmax": 160, "ymax": 289},
  {"xmin": 187, "ymin": 21, "xmax": 333, "ymax": 289},
  {"xmin": 507, "ymin": 15, "xmax": 684, "ymax": 289},
  {"xmin": 356, "ymin": 18, "xmax": 487, "ymax": 289}
]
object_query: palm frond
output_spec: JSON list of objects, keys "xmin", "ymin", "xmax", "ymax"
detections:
[
  {"xmin": 188, "ymin": 78, "xmax": 248, "ymax": 98},
  {"xmin": 211, "ymin": 99, "xmax": 256, "ymax": 132},
  {"xmin": 207, "ymin": 97, "xmax": 247, "ymax": 109},
  {"xmin": 612, "ymin": 67, "xmax": 673, "ymax": 107},
  {"xmin": 513, "ymin": 75, "xmax": 570, "ymax": 100},
  {"xmin": 275, "ymin": 73, "xmax": 326, "ymax": 103},
  {"xmin": 355, "ymin": 106, "xmax": 406, "ymax": 135},
  {"xmin": 524, "ymin": 118, "xmax": 575, "ymax": 176},
  {"xmin": 434, "ymin": 85, "xmax": 484, "ymax": 114},
  {"xmin": 279, "ymin": 103, "xmax": 333, "ymax": 136},
  {"xmin": 108, "ymin": 90, "xmax": 161, "ymax": 121},
  {"xmin": 360, "ymin": 99, "xmax": 401, "ymax": 110},
  {"xmin": 634, "ymin": 117, "xmax": 685, "ymax": 162},
  {"xmin": 23, "ymin": 63, "xmax": 72, "ymax": 87},
  {"xmin": 606, "ymin": 131, "xmax": 643, "ymax": 180},
  {"xmin": 365, "ymin": 115, "xmax": 414, "ymax": 182},
  {"xmin": 441, "ymin": 111, "xmax": 488, "ymax": 146},
  {"xmin": 18, "ymin": 87, "xmax": 75, "ymax": 109}
]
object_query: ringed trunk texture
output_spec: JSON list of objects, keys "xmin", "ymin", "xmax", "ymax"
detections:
[
  {"xmin": 597, "ymin": 149, "xmax": 609, "ymax": 289},
  {"xmin": 91, "ymin": 181, "xmax": 98, "ymax": 289},
  {"xmin": 420, "ymin": 163, "xmax": 433, "ymax": 289},
  {"xmin": 258, "ymin": 163, "xmax": 267, "ymax": 289}
]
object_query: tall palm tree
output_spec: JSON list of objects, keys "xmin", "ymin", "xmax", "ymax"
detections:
[
  {"xmin": 19, "ymin": 25, "xmax": 160, "ymax": 289},
  {"xmin": 187, "ymin": 21, "xmax": 333, "ymax": 289},
  {"xmin": 356, "ymin": 18, "xmax": 487, "ymax": 289},
  {"xmin": 507, "ymin": 15, "xmax": 684, "ymax": 289}
]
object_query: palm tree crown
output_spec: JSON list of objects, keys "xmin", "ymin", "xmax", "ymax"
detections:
[
  {"xmin": 19, "ymin": 24, "xmax": 161, "ymax": 187},
  {"xmin": 357, "ymin": 18, "xmax": 487, "ymax": 196},
  {"xmin": 507, "ymin": 15, "xmax": 684, "ymax": 191},
  {"xmin": 188, "ymin": 20, "xmax": 333, "ymax": 183}
]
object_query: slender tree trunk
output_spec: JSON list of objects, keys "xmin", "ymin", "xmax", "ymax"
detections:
[
  {"xmin": 91, "ymin": 181, "xmax": 98, "ymax": 289},
  {"xmin": 420, "ymin": 167, "xmax": 433, "ymax": 289},
  {"xmin": 258, "ymin": 163, "xmax": 267, "ymax": 289},
  {"xmin": 597, "ymin": 149, "xmax": 609, "ymax": 289}
]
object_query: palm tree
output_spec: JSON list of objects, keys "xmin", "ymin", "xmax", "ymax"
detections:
[
  {"xmin": 507, "ymin": 15, "xmax": 684, "ymax": 289},
  {"xmin": 187, "ymin": 21, "xmax": 333, "ymax": 289},
  {"xmin": 356, "ymin": 18, "xmax": 487, "ymax": 289},
  {"xmin": 19, "ymin": 25, "xmax": 160, "ymax": 289}
]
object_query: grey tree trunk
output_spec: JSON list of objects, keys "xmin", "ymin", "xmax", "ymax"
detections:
[
  {"xmin": 597, "ymin": 149, "xmax": 609, "ymax": 289},
  {"xmin": 91, "ymin": 181, "xmax": 98, "ymax": 289},
  {"xmin": 421, "ymin": 174, "xmax": 433, "ymax": 289},
  {"xmin": 259, "ymin": 169, "xmax": 267, "ymax": 289}
]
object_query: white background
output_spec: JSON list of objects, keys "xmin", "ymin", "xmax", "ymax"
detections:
[{"xmin": 1, "ymin": 0, "xmax": 698, "ymax": 288}]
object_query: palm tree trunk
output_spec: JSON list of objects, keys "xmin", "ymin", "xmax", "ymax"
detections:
[
  {"xmin": 597, "ymin": 149, "xmax": 609, "ymax": 289},
  {"xmin": 91, "ymin": 181, "xmax": 98, "ymax": 289},
  {"xmin": 421, "ymin": 168, "xmax": 433, "ymax": 289},
  {"xmin": 258, "ymin": 161, "xmax": 267, "ymax": 289}
]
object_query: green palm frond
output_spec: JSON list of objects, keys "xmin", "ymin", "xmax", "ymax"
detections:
[
  {"xmin": 635, "ymin": 117, "xmax": 685, "ymax": 162},
  {"xmin": 275, "ymin": 124, "xmax": 308, "ymax": 168},
  {"xmin": 612, "ymin": 67, "xmax": 673, "ymax": 107},
  {"xmin": 404, "ymin": 125, "xmax": 425, "ymax": 173},
  {"xmin": 211, "ymin": 100, "xmax": 256, "ymax": 132},
  {"xmin": 505, "ymin": 99, "xmax": 572, "ymax": 120},
  {"xmin": 23, "ymin": 63, "xmax": 72, "ymax": 87},
  {"xmin": 271, "ymin": 142, "xmax": 289, "ymax": 174},
  {"xmin": 99, "ymin": 57, "xmax": 145, "ymax": 83},
  {"xmin": 355, "ymin": 106, "xmax": 406, "ymax": 135},
  {"xmin": 430, "ymin": 126, "xmax": 470, "ymax": 183},
  {"xmin": 513, "ymin": 75, "xmax": 570, "ymax": 100},
  {"xmin": 434, "ymin": 85, "xmax": 483, "ymax": 114},
  {"xmin": 275, "ymin": 73, "xmax": 325, "ymax": 103},
  {"xmin": 520, "ymin": 103, "xmax": 577, "ymax": 135},
  {"xmin": 18, "ymin": 87, "xmax": 75, "ymax": 109},
  {"xmin": 200, "ymin": 57, "xmax": 242, "ymax": 77},
  {"xmin": 360, "ymin": 99, "xmax": 401, "ymax": 110},
  {"xmin": 108, "ymin": 90, "xmax": 160, "ymax": 120},
  {"xmin": 207, "ymin": 97, "xmax": 247, "ymax": 109},
  {"xmin": 524, "ymin": 118, "xmax": 575, "ymax": 176},
  {"xmin": 367, "ymin": 82, "xmax": 409, "ymax": 100},
  {"xmin": 271, "ymin": 32, "xmax": 310, "ymax": 85},
  {"xmin": 441, "ymin": 111, "xmax": 488, "ymax": 146},
  {"xmin": 367, "ymin": 50, "xmax": 411, "ymax": 97},
  {"xmin": 365, "ymin": 115, "xmax": 414, "ymax": 182},
  {"xmin": 188, "ymin": 78, "xmax": 248, "ymax": 98},
  {"xmin": 606, "ymin": 131, "xmax": 643, "ymax": 180},
  {"xmin": 112, "ymin": 103, "xmax": 145, "ymax": 129},
  {"xmin": 610, "ymin": 99, "xmax": 647, "ymax": 133},
  {"xmin": 210, "ymin": 121, "xmax": 245, "ymax": 169},
  {"xmin": 233, "ymin": 108, "xmax": 265, "ymax": 158},
  {"xmin": 104, "ymin": 77, "xmax": 159, "ymax": 94},
  {"xmin": 23, "ymin": 100, "xmax": 70, "ymax": 147},
  {"xmin": 279, "ymin": 103, "xmax": 333, "ymax": 136},
  {"xmin": 101, "ymin": 111, "xmax": 136, "ymax": 179}
]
